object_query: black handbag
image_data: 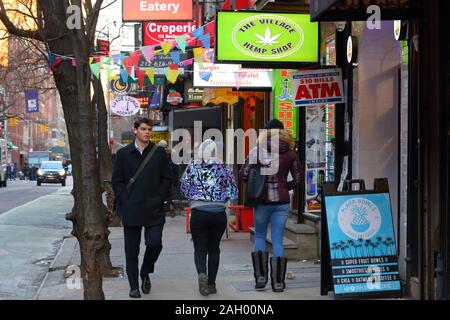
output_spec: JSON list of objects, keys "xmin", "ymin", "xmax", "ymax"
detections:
[{"xmin": 244, "ymin": 149, "xmax": 266, "ymax": 207}]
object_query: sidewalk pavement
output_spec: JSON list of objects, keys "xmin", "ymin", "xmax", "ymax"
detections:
[{"xmin": 36, "ymin": 210, "xmax": 333, "ymax": 300}]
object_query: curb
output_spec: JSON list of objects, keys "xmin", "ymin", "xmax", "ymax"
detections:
[{"xmin": 33, "ymin": 235, "xmax": 77, "ymax": 300}]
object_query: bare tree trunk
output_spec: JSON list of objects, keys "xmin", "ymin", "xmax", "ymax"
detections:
[
  {"xmin": 39, "ymin": 1, "xmax": 108, "ymax": 299},
  {"xmin": 93, "ymin": 77, "xmax": 121, "ymax": 277}
]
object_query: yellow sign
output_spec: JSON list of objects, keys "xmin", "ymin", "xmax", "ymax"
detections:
[{"xmin": 149, "ymin": 131, "xmax": 169, "ymax": 144}]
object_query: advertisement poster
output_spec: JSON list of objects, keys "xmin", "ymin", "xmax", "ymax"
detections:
[
  {"xmin": 273, "ymin": 69, "xmax": 298, "ymax": 140},
  {"xmin": 324, "ymin": 193, "xmax": 401, "ymax": 297},
  {"xmin": 216, "ymin": 12, "xmax": 318, "ymax": 64},
  {"xmin": 305, "ymin": 105, "xmax": 326, "ymax": 212},
  {"xmin": 292, "ymin": 69, "xmax": 344, "ymax": 107}
]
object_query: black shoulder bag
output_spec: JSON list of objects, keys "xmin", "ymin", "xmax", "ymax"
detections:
[
  {"xmin": 113, "ymin": 144, "xmax": 158, "ymax": 213},
  {"xmin": 244, "ymin": 148, "xmax": 267, "ymax": 207}
]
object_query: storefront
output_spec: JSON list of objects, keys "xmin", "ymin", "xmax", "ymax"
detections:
[{"xmin": 310, "ymin": 0, "xmax": 449, "ymax": 300}]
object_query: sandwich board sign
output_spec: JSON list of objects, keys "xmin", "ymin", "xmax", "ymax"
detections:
[{"xmin": 321, "ymin": 179, "xmax": 402, "ymax": 299}]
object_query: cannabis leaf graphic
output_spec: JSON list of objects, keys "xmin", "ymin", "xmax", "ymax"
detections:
[{"xmin": 255, "ymin": 27, "xmax": 281, "ymax": 46}]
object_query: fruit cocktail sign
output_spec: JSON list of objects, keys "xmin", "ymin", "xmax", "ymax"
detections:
[{"xmin": 216, "ymin": 11, "xmax": 319, "ymax": 64}]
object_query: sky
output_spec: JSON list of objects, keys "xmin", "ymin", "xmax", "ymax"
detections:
[{"xmin": 97, "ymin": 0, "xmax": 137, "ymax": 52}]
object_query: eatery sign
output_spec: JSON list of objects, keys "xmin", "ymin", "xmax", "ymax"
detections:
[
  {"xmin": 122, "ymin": 0, "xmax": 193, "ymax": 22},
  {"xmin": 216, "ymin": 11, "xmax": 319, "ymax": 64}
]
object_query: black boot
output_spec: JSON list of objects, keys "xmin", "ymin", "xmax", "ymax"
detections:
[
  {"xmin": 270, "ymin": 256, "xmax": 287, "ymax": 292},
  {"xmin": 251, "ymin": 251, "xmax": 269, "ymax": 290}
]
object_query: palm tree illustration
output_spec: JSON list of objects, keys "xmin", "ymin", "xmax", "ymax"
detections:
[
  {"xmin": 373, "ymin": 237, "xmax": 383, "ymax": 256},
  {"xmin": 331, "ymin": 242, "xmax": 339, "ymax": 259},
  {"xmin": 385, "ymin": 237, "xmax": 396, "ymax": 256},
  {"xmin": 364, "ymin": 239, "xmax": 372, "ymax": 256},
  {"xmin": 338, "ymin": 241, "xmax": 347, "ymax": 258},
  {"xmin": 355, "ymin": 238, "xmax": 364, "ymax": 257},
  {"xmin": 347, "ymin": 239, "xmax": 356, "ymax": 258}
]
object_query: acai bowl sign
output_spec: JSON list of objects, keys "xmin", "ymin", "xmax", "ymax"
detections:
[{"xmin": 216, "ymin": 12, "xmax": 319, "ymax": 64}]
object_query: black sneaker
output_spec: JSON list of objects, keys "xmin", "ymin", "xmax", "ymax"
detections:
[
  {"xmin": 129, "ymin": 289, "xmax": 141, "ymax": 298},
  {"xmin": 198, "ymin": 273, "xmax": 209, "ymax": 296},
  {"xmin": 208, "ymin": 284, "xmax": 217, "ymax": 294}
]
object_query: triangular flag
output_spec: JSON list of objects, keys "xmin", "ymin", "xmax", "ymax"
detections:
[
  {"xmin": 141, "ymin": 46, "xmax": 155, "ymax": 62},
  {"xmin": 192, "ymin": 27, "xmax": 204, "ymax": 39},
  {"xmin": 169, "ymin": 51, "xmax": 181, "ymax": 65},
  {"xmin": 174, "ymin": 35, "xmax": 187, "ymax": 53},
  {"xmin": 123, "ymin": 56, "xmax": 133, "ymax": 69},
  {"xmin": 144, "ymin": 67, "xmax": 155, "ymax": 85},
  {"xmin": 120, "ymin": 67, "xmax": 129, "ymax": 83},
  {"xmin": 130, "ymin": 50, "xmax": 142, "ymax": 68},
  {"xmin": 90, "ymin": 63, "xmax": 101, "ymax": 79},
  {"xmin": 101, "ymin": 57, "xmax": 111, "ymax": 65},
  {"xmin": 165, "ymin": 67, "xmax": 180, "ymax": 84},
  {"xmin": 199, "ymin": 71, "xmax": 212, "ymax": 82},
  {"xmin": 168, "ymin": 63, "xmax": 179, "ymax": 71},
  {"xmin": 195, "ymin": 55, "xmax": 204, "ymax": 68},
  {"xmin": 71, "ymin": 58, "xmax": 77, "ymax": 68},
  {"xmin": 130, "ymin": 65, "xmax": 136, "ymax": 80},
  {"xmin": 161, "ymin": 41, "xmax": 174, "ymax": 55},
  {"xmin": 199, "ymin": 34, "xmax": 211, "ymax": 49},
  {"xmin": 136, "ymin": 70, "xmax": 145, "ymax": 87},
  {"xmin": 89, "ymin": 57, "xmax": 94, "ymax": 64},
  {"xmin": 193, "ymin": 47, "xmax": 204, "ymax": 58},
  {"xmin": 183, "ymin": 58, "xmax": 194, "ymax": 66}
]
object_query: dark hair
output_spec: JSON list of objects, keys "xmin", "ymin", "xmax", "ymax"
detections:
[
  {"xmin": 265, "ymin": 119, "xmax": 284, "ymax": 129},
  {"xmin": 134, "ymin": 118, "xmax": 152, "ymax": 129}
]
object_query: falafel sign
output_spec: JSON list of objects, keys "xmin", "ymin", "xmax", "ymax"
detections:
[
  {"xmin": 216, "ymin": 11, "xmax": 319, "ymax": 64},
  {"xmin": 111, "ymin": 96, "xmax": 141, "ymax": 117},
  {"xmin": 292, "ymin": 69, "xmax": 345, "ymax": 107}
]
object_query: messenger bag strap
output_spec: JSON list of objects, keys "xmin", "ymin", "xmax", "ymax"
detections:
[{"xmin": 126, "ymin": 144, "xmax": 158, "ymax": 190}]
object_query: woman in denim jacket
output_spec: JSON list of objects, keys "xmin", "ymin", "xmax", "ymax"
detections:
[{"xmin": 180, "ymin": 139, "xmax": 238, "ymax": 296}]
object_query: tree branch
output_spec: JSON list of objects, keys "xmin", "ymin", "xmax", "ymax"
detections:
[{"xmin": 0, "ymin": 1, "xmax": 43, "ymax": 41}]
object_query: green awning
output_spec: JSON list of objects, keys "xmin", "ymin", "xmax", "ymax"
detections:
[{"xmin": 6, "ymin": 141, "xmax": 18, "ymax": 150}]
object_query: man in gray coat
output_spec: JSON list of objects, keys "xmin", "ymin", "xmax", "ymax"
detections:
[{"xmin": 112, "ymin": 118, "xmax": 172, "ymax": 298}]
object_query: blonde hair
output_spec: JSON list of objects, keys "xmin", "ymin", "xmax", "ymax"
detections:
[{"xmin": 257, "ymin": 129, "xmax": 295, "ymax": 150}]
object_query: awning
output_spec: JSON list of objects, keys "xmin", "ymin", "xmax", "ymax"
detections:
[
  {"xmin": 310, "ymin": 0, "xmax": 417, "ymax": 22},
  {"xmin": 6, "ymin": 141, "xmax": 18, "ymax": 150}
]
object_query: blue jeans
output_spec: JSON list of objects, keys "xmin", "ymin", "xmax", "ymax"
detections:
[{"xmin": 253, "ymin": 203, "xmax": 290, "ymax": 257}]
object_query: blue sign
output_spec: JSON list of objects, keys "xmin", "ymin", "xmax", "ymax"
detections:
[
  {"xmin": 324, "ymin": 193, "xmax": 401, "ymax": 297},
  {"xmin": 25, "ymin": 89, "xmax": 39, "ymax": 113}
]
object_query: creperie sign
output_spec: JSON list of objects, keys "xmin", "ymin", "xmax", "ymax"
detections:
[
  {"xmin": 123, "ymin": 0, "xmax": 193, "ymax": 21},
  {"xmin": 292, "ymin": 69, "xmax": 345, "ymax": 107},
  {"xmin": 144, "ymin": 22, "xmax": 197, "ymax": 45}
]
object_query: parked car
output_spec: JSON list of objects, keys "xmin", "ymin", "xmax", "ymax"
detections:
[{"xmin": 37, "ymin": 161, "xmax": 66, "ymax": 186}]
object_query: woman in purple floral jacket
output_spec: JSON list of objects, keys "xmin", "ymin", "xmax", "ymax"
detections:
[{"xmin": 180, "ymin": 139, "xmax": 238, "ymax": 296}]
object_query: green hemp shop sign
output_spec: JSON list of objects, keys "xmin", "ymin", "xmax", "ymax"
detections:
[{"xmin": 216, "ymin": 11, "xmax": 319, "ymax": 64}]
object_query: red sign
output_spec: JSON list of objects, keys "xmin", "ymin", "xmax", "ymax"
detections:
[
  {"xmin": 96, "ymin": 39, "xmax": 110, "ymax": 55},
  {"xmin": 122, "ymin": 0, "xmax": 193, "ymax": 22},
  {"xmin": 292, "ymin": 69, "xmax": 345, "ymax": 107},
  {"xmin": 143, "ymin": 5, "xmax": 201, "ymax": 46}
]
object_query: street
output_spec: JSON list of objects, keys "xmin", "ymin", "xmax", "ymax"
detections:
[
  {"xmin": 0, "ymin": 177, "xmax": 73, "ymax": 299},
  {"xmin": 0, "ymin": 179, "xmax": 66, "ymax": 215}
]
